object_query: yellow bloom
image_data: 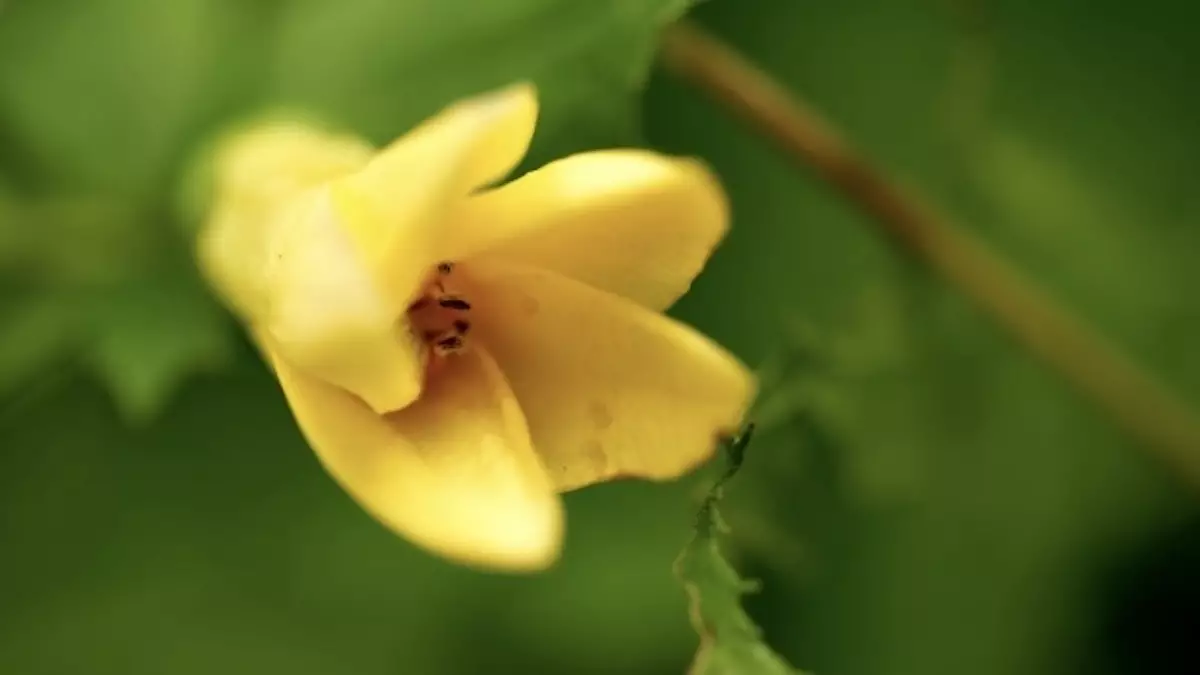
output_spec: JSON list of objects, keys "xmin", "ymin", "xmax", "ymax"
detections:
[{"xmin": 197, "ymin": 83, "xmax": 755, "ymax": 571}]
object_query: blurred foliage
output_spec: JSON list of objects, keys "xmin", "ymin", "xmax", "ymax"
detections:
[
  {"xmin": 3, "ymin": 0, "xmax": 1200, "ymax": 674},
  {"xmin": 651, "ymin": 2, "xmax": 1200, "ymax": 674}
]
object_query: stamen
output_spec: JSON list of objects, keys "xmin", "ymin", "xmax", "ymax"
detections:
[
  {"xmin": 438, "ymin": 297, "xmax": 471, "ymax": 311},
  {"xmin": 409, "ymin": 260, "xmax": 473, "ymax": 360},
  {"xmin": 434, "ymin": 334, "xmax": 463, "ymax": 354}
]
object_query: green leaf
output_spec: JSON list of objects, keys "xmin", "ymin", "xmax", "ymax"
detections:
[
  {"xmin": 0, "ymin": 294, "xmax": 80, "ymax": 397},
  {"xmin": 675, "ymin": 425, "xmax": 803, "ymax": 675},
  {"xmin": 85, "ymin": 269, "xmax": 232, "ymax": 425},
  {"xmin": 270, "ymin": 0, "xmax": 696, "ymax": 164},
  {"xmin": 0, "ymin": 196, "xmax": 147, "ymax": 287},
  {"xmin": 0, "ymin": 0, "xmax": 250, "ymax": 196}
]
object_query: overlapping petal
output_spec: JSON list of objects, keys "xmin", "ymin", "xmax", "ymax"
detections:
[
  {"xmin": 264, "ymin": 333, "xmax": 563, "ymax": 571},
  {"xmin": 198, "ymin": 123, "xmax": 373, "ymax": 321},
  {"xmin": 462, "ymin": 260, "xmax": 756, "ymax": 491},
  {"xmin": 331, "ymin": 81, "xmax": 539, "ymax": 300},
  {"xmin": 444, "ymin": 150, "xmax": 729, "ymax": 310},
  {"xmin": 215, "ymin": 84, "xmax": 539, "ymax": 414}
]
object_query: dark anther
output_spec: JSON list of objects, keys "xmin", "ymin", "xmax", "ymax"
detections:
[
  {"xmin": 438, "ymin": 297, "xmax": 472, "ymax": 311},
  {"xmin": 453, "ymin": 319, "xmax": 470, "ymax": 334}
]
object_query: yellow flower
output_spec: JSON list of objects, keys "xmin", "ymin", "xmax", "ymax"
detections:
[{"xmin": 197, "ymin": 83, "xmax": 755, "ymax": 571}]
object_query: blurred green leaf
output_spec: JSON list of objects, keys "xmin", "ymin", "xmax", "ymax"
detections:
[
  {"xmin": 84, "ymin": 269, "xmax": 231, "ymax": 425},
  {"xmin": 0, "ymin": 294, "xmax": 79, "ymax": 396},
  {"xmin": 0, "ymin": 0, "xmax": 695, "ymax": 192},
  {"xmin": 271, "ymin": 0, "xmax": 695, "ymax": 163},
  {"xmin": 676, "ymin": 426, "xmax": 801, "ymax": 675},
  {"xmin": 0, "ymin": 196, "xmax": 146, "ymax": 286},
  {"xmin": 0, "ymin": 0, "xmax": 249, "ymax": 196}
]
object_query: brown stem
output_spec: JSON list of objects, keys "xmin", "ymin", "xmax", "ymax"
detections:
[{"xmin": 660, "ymin": 21, "xmax": 1200, "ymax": 489}]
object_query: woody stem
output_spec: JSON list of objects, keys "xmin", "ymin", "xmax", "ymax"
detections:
[{"xmin": 659, "ymin": 20, "xmax": 1200, "ymax": 490}]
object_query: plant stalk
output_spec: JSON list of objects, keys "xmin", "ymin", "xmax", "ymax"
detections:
[{"xmin": 660, "ymin": 21, "xmax": 1200, "ymax": 490}]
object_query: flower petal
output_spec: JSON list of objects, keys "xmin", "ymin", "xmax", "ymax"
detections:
[
  {"xmin": 261, "ymin": 189, "xmax": 427, "ymax": 414},
  {"xmin": 263, "ymin": 332, "xmax": 563, "ymax": 571},
  {"xmin": 198, "ymin": 123, "xmax": 374, "ymax": 321},
  {"xmin": 331, "ymin": 81, "xmax": 539, "ymax": 301},
  {"xmin": 444, "ymin": 150, "xmax": 729, "ymax": 310},
  {"xmin": 463, "ymin": 261, "xmax": 756, "ymax": 491},
  {"xmin": 255, "ymin": 83, "xmax": 539, "ymax": 414}
]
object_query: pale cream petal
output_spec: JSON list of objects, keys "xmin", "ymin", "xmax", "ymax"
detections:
[
  {"xmin": 260, "ymin": 83, "xmax": 539, "ymax": 414},
  {"xmin": 443, "ymin": 150, "xmax": 729, "ymax": 310},
  {"xmin": 263, "ymin": 332, "xmax": 563, "ymax": 571},
  {"xmin": 463, "ymin": 261, "xmax": 756, "ymax": 491},
  {"xmin": 198, "ymin": 123, "xmax": 374, "ymax": 321},
  {"xmin": 212, "ymin": 122, "xmax": 375, "ymax": 206}
]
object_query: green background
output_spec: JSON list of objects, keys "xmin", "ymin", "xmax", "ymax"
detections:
[{"xmin": 2, "ymin": 0, "xmax": 1198, "ymax": 673}]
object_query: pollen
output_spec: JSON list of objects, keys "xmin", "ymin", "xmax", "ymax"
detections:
[{"xmin": 407, "ymin": 260, "xmax": 472, "ymax": 359}]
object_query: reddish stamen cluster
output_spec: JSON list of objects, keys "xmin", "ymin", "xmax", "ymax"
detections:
[{"xmin": 407, "ymin": 261, "xmax": 472, "ymax": 358}]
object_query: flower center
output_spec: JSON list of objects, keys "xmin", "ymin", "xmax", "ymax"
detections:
[{"xmin": 407, "ymin": 261, "xmax": 472, "ymax": 359}]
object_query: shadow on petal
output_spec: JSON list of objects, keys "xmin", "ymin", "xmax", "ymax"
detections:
[{"xmin": 263, "ymin": 333, "xmax": 563, "ymax": 572}]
